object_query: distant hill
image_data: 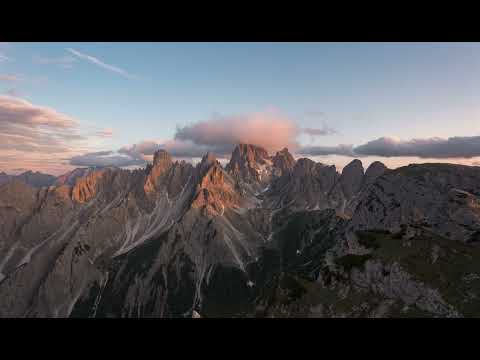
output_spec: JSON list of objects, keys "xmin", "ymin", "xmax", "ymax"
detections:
[{"xmin": 0, "ymin": 170, "xmax": 56, "ymax": 188}]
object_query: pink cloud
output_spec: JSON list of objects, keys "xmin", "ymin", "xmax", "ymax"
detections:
[
  {"xmin": 174, "ymin": 110, "xmax": 300, "ymax": 153},
  {"xmin": 0, "ymin": 75, "xmax": 19, "ymax": 82},
  {"xmin": 0, "ymin": 96, "xmax": 105, "ymax": 175},
  {"xmin": 96, "ymin": 128, "xmax": 114, "ymax": 138}
]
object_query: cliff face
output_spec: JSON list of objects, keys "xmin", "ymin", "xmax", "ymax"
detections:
[{"xmin": 350, "ymin": 163, "xmax": 480, "ymax": 243}]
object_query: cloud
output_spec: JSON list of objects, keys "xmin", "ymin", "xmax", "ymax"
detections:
[
  {"xmin": 96, "ymin": 128, "xmax": 113, "ymax": 138},
  {"xmin": 0, "ymin": 96, "xmax": 78, "ymax": 130},
  {"xmin": 354, "ymin": 136, "xmax": 480, "ymax": 159},
  {"xmin": 74, "ymin": 111, "xmax": 339, "ymax": 168},
  {"xmin": 297, "ymin": 144, "xmax": 355, "ymax": 157},
  {"xmin": 117, "ymin": 139, "xmax": 216, "ymax": 161},
  {"xmin": 119, "ymin": 140, "xmax": 160, "ymax": 158},
  {"xmin": 161, "ymin": 139, "xmax": 222, "ymax": 158},
  {"xmin": 0, "ymin": 95, "xmax": 77, "ymax": 132},
  {"xmin": 297, "ymin": 136, "xmax": 480, "ymax": 160},
  {"xmin": 0, "ymin": 96, "xmax": 112, "ymax": 174},
  {"xmin": 66, "ymin": 48, "xmax": 136, "ymax": 79},
  {"xmin": 69, "ymin": 151, "xmax": 145, "ymax": 167},
  {"xmin": 174, "ymin": 111, "xmax": 300, "ymax": 154},
  {"xmin": 0, "ymin": 54, "xmax": 11, "ymax": 62},
  {"xmin": 0, "ymin": 75, "xmax": 19, "ymax": 82}
]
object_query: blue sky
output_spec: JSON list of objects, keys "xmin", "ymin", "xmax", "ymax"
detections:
[{"xmin": 1, "ymin": 42, "xmax": 480, "ymax": 174}]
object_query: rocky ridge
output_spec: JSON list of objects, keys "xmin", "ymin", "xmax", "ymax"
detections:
[{"xmin": 0, "ymin": 144, "xmax": 479, "ymax": 317}]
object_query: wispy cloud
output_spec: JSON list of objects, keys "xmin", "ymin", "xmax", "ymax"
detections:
[
  {"xmin": 0, "ymin": 75, "xmax": 19, "ymax": 82},
  {"xmin": 0, "ymin": 96, "xmax": 115, "ymax": 174},
  {"xmin": 301, "ymin": 126, "xmax": 337, "ymax": 137},
  {"xmin": 95, "ymin": 128, "xmax": 114, "ymax": 138},
  {"xmin": 65, "ymin": 48, "xmax": 136, "ymax": 79},
  {"xmin": 0, "ymin": 54, "xmax": 11, "ymax": 62}
]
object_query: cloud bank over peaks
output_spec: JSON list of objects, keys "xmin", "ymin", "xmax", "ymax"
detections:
[
  {"xmin": 173, "ymin": 111, "xmax": 300, "ymax": 154},
  {"xmin": 69, "ymin": 111, "xmax": 338, "ymax": 168},
  {"xmin": 298, "ymin": 136, "xmax": 480, "ymax": 160},
  {"xmin": 353, "ymin": 136, "xmax": 480, "ymax": 159},
  {"xmin": 69, "ymin": 151, "xmax": 145, "ymax": 167}
]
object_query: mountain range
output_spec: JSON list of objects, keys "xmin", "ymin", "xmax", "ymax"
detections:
[{"xmin": 1, "ymin": 144, "xmax": 479, "ymax": 317}]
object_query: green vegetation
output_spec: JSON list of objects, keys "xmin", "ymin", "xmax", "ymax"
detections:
[
  {"xmin": 351, "ymin": 228, "xmax": 480, "ymax": 317},
  {"xmin": 255, "ymin": 221, "xmax": 480, "ymax": 317}
]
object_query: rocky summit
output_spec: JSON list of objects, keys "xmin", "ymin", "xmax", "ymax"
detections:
[{"xmin": 1, "ymin": 145, "xmax": 480, "ymax": 318}]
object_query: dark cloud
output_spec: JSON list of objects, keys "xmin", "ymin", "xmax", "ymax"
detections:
[
  {"xmin": 297, "ymin": 144, "xmax": 355, "ymax": 157},
  {"xmin": 119, "ymin": 139, "xmax": 230, "ymax": 160},
  {"xmin": 354, "ymin": 136, "xmax": 480, "ymax": 158},
  {"xmin": 119, "ymin": 141, "xmax": 161, "ymax": 158},
  {"xmin": 298, "ymin": 136, "xmax": 480, "ymax": 159},
  {"xmin": 70, "ymin": 151, "xmax": 146, "ymax": 167}
]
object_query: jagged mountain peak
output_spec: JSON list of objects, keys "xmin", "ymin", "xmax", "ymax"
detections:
[
  {"xmin": 342, "ymin": 159, "xmax": 364, "ymax": 174},
  {"xmin": 191, "ymin": 159, "xmax": 244, "ymax": 217},
  {"xmin": 144, "ymin": 150, "xmax": 175, "ymax": 194},
  {"xmin": 55, "ymin": 167, "xmax": 97, "ymax": 187},
  {"xmin": 197, "ymin": 152, "xmax": 221, "ymax": 176},
  {"xmin": 272, "ymin": 147, "xmax": 296, "ymax": 176},
  {"xmin": 71, "ymin": 168, "xmax": 110, "ymax": 203},
  {"xmin": 225, "ymin": 144, "xmax": 274, "ymax": 188},
  {"xmin": 201, "ymin": 151, "xmax": 218, "ymax": 165},
  {"xmin": 227, "ymin": 144, "xmax": 270, "ymax": 170},
  {"xmin": 363, "ymin": 161, "xmax": 388, "ymax": 187},
  {"xmin": 339, "ymin": 159, "xmax": 364, "ymax": 200},
  {"xmin": 365, "ymin": 161, "xmax": 387, "ymax": 174},
  {"xmin": 292, "ymin": 157, "xmax": 315, "ymax": 175},
  {"xmin": 152, "ymin": 149, "xmax": 173, "ymax": 169},
  {"xmin": 235, "ymin": 143, "xmax": 270, "ymax": 157}
]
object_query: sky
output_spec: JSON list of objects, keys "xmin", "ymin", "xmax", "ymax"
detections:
[{"xmin": 1, "ymin": 42, "xmax": 480, "ymax": 175}]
